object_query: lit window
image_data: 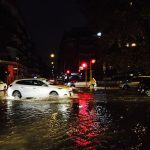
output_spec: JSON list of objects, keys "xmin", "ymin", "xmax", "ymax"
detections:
[
  {"xmin": 131, "ymin": 43, "xmax": 136, "ymax": 47},
  {"xmin": 129, "ymin": 1, "xmax": 133, "ymax": 6},
  {"xmin": 126, "ymin": 43, "xmax": 129, "ymax": 47}
]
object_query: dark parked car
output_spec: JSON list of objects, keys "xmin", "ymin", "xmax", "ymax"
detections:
[
  {"xmin": 137, "ymin": 78, "xmax": 150, "ymax": 95},
  {"xmin": 119, "ymin": 76, "xmax": 150, "ymax": 90},
  {"xmin": 119, "ymin": 77, "xmax": 140, "ymax": 89}
]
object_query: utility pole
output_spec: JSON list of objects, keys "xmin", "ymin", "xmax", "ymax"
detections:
[{"xmin": 16, "ymin": 57, "xmax": 19, "ymax": 79}]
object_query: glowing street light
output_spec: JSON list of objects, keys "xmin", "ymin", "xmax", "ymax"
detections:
[
  {"xmin": 50, "ymin": 53, "xmax": 55, "ymax": 58},
  {"xmin": 50, "ymin": 53, "xmax": 55, "ymax": 79},
  {"xmin": 97, "ymin": 32, "xmax": 102, "ymax": 37}
]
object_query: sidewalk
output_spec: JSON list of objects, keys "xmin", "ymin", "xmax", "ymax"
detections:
[{"xmin": 96, "ymin": 86, "xmax": 120, "ymax": 90}]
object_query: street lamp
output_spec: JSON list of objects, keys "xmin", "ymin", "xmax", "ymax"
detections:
[
  {"xmin": 16, "ymin": 57, "xmax": 19, "ymax": 79},
  {"xmin": 50, "ymin": 53, "xmax": 55, "ymax": 79},
  {"xmin": 50, "ymin": 53, "xmax": 55, "ymax": 58},
  {"xmin": 97, "ymin": 32, "xmax": 102, "ymax": 38}
]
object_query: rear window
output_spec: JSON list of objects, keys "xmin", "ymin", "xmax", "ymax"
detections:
[
  {"xmin": 69, "ymin": 75, "xmax": 80, "ymax": 82},
  {"xmin": 16, "ymin": 80, "xmax": 32, "ymax": 85},
  {"xmin": 32, "ymin": 80, "xmax": 45, "ymax": 86},
  {"xmin": 16, "ymin": 80, "xmax": 45, "ymax": 86}
]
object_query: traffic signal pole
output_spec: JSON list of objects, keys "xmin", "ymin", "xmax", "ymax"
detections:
[
  {"xmin": 90, "ymin": 62, "xmax": 92, "ymax": 81},
  {"xmin": 85, "ymin": 68, "xmax": 88, "ymax": 87}
]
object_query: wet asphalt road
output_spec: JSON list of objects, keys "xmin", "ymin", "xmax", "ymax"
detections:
[{"xmin": 0, "ymin": 89, "xmax": 150, "ymax": 150}]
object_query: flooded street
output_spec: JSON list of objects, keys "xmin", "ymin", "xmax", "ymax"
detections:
[{"xmin": 0, "ymin": 90, "xmax": 150, "ymax": 150}]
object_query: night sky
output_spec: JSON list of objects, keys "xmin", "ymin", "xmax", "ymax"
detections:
[{"xmin": 16, "ymin": 0, "xmax": 87, "ymax": 64}]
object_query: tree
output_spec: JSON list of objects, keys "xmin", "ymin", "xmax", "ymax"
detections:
[{"xmin": 76, "ymin": 0, "xmax": 150, "ymax": 73}]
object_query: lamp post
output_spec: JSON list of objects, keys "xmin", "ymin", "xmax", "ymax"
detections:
[
  {"xmin": 50, "ymin": 53, "xmax": 55, "ymax": 79},
  {"xmin": 16, "ymin": 57, "xmax": 19, "ymax": 79}
]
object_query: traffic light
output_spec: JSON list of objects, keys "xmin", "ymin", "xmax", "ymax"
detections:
[
  {"xmin": 91, "ymin": 59, "xmax": 96, "ymax": 64},
  {"xmin": 66, "ymin": 69, "xmax": 70, "ymax": 74},
  {"xmin": 81, "ymin": 62, "xmax": 88, "ymax": 69}
]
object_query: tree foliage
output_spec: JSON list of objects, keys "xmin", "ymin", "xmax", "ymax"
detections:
[{"xmin": 76, "ymin": 0, "xmax": 150, "ymax": 73}]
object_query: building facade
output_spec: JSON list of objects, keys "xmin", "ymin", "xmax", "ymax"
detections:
[
  {"xmin": 58, "ymin": 27, "xmax": 103, "ymax": 80},
  {"xmin": 0, "ymin": 0, "xmax": 48, "ymax": 83}
]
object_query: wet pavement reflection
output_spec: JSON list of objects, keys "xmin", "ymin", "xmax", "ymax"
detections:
[{"xmin": 0, "ymin": 91, "xmax": 150, "ymax": 149}]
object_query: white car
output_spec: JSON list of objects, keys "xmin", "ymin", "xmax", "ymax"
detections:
[
  {"xmin": 0, "ymin": 80, "xmax": 7, "ymax": 91},
  {"xmin": 74, "ymin": 80, "xmax": 97, "ymax": 88},
  {"xmin": 67, "ymin": 78, "xmax": 97, "ymax": 88},
  {"xmin": 7, "ymin": 78, "xmax": 73, "ymax": 99}
]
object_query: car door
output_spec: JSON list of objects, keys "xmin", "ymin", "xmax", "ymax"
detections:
[
  {"xmin": 15, "ymin": 80, "xmax": 35, "ymax": 97},
  {"xmin": 31, "ymin": 80, "xmax": 50, "ymax": 98},
  {"xmin": 129, "ymin": 78, "xmax": 140, "ymax": 87},
  {"xmin": 74, "ymin": 80, "xmax": 89, "ymax": 87}
]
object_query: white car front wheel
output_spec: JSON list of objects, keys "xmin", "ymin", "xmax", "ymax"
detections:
[
  {"xmin": 50, "ymin": 91, "xmax": 58, "ymax": 96},
  {"xmin": 12, "ymin": 90, "xmax": 22, "ymax": 99}
]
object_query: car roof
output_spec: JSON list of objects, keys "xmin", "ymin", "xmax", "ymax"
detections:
[
  {"xmin": 17, "ymin": 78, "xmax": 40, "ymax": 80},
  {"xmin": 13, "ymin": 78, "xmax": 45, "ymax": 82}
]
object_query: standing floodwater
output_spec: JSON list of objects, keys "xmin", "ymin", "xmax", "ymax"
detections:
[{"xmin": 0, "ymin": 91, "xmax": 150, "ymax": 150}]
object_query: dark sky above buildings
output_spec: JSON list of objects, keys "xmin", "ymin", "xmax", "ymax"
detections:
[{"xmin": 16, "ymin": 0, "xmax": 87, "ymax": 64}]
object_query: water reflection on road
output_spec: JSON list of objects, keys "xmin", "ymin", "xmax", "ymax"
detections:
[{"xmin": 0, "ymin": 91, "xmax": 150, "ymax": 149}]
